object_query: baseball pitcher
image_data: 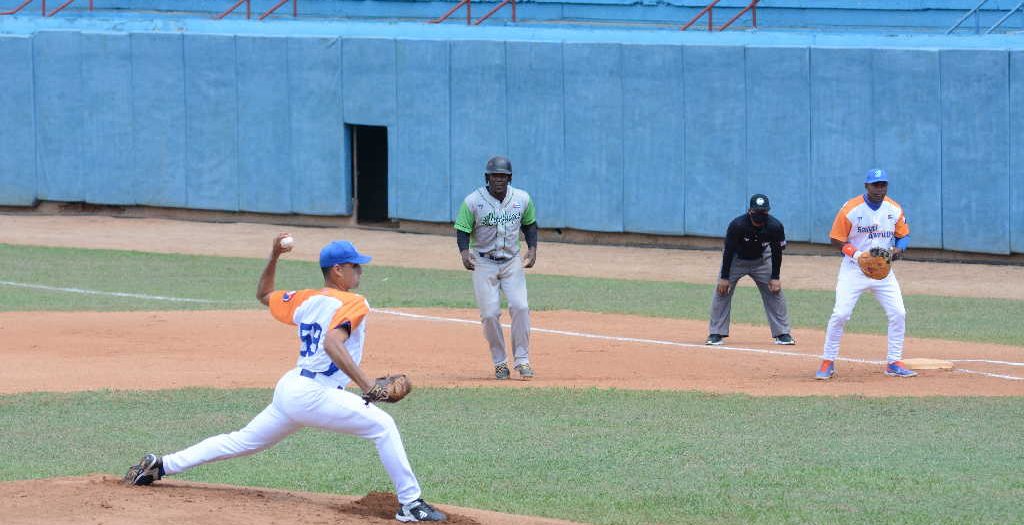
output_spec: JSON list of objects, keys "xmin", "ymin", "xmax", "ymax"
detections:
[
  {"xmin": 454, "ymin": 156, "xmax": 538, "ymax": 380},
  {"xmin": 816, "ymin": 169, "xmax": 914, "ymax": 380},
  {"xmin": 124, "ymin": 235, "xmax": 447, "ymax": 523}
]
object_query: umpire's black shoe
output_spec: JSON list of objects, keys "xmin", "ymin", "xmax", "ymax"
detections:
[
  {"xmin": 123, "ymin": 453, "xmax": 163, "ymax": 486},
  {"xmin": 396, "ymin": 498, "xmax": 447, "ymax": 522},
  {"xmin": 705, "ymin": 334, "xmax": 725, "ymax": 346},
  {"xmin": 773, "ymin": 334, "xmax": 796, "ymax": 345}
]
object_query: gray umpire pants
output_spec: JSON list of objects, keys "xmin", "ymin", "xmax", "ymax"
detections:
[
  {"xmin": 472, "ymin": 255, "xmax": 531, "ymax": 367},
  {"xmin": 708, "ymin": 253, "xmax": 791, "ymax": 338}
]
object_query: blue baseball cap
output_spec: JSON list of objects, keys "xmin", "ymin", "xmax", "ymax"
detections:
[
  {"xmin": 865, "ymin": 168, "xmax": 889, "ymax": 184},
  {"xmin": 319, "ymin": 241, "xmax": 372, "ymax": 268}
]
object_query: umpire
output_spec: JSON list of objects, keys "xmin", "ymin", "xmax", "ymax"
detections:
[{"xmin": 705, "ymin": 194, "xmax": 795, "ymax": 346}]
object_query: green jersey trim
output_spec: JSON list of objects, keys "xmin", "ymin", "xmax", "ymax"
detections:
[
  {"xmin": 521, "ymin": 199, "xmax": 536, "ymax": 226},
  {"xmin": 454, "ymin": 202, "xmax": 475, "ymax": 234}
]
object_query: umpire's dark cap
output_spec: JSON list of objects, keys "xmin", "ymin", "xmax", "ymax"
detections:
[
  {"xmin": 320, "ymin": 241, "xmax": 372, "ymax": 268},
  {"xmin": 485, "ymin": 156, "xmax": 512, "ymax": 175},
  {"xmin": 749, "ymin": 194, "xmax": 771, "ymax": 212}
]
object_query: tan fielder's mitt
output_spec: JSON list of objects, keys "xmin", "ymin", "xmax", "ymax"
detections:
[
  {"xmin": 858, "ymin": 247, "xmax": 892, "ymax": 280},
  {"xmin": 362, "ymin": 374, "xmax": 412, "ymax": 404}
]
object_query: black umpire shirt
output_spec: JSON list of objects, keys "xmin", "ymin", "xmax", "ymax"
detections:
[{"xmin": 719, "ymin": 213, "xmax": 786, "ymax": 280}]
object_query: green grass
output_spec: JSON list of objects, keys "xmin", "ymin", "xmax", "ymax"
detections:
[
  {"xmin": 1, "ymin": 244, "xmax": 1022, "ymax": 345},
  {"xmin": 1, "ymin": 388, "xmax": 1022, "ymax": 525}
]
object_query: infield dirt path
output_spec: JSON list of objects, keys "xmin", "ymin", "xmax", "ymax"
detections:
[{"xmin": 3, "ymin": 214, "xmax": 1024, "ymax": 298}]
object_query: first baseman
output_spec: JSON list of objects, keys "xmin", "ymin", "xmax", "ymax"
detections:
[
  {"xmin": 124, "ymin": 235, "xmax": 447, "ymax": 523},
  {"xmin": 454, "ymin": 156, "xmax": 538, "ymax": 380},
  {"xmin": 706, "ymin": 194, "xmax": 795, "ymax": 346},
  {"xmin": 817, "ymin": 169, "xmax": 914, "ymax": 380}
]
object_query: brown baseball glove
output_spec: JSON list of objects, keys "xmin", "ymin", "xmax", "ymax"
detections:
[
  {"xmin": 858, "ymin": 247, "xmax": 892, "ymax": 280},
  {"xmin": 362, "ymin": 374, "xmax": 412, "ymax": 404}
]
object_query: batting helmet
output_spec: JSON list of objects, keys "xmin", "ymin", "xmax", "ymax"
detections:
[{"xmin": 484, "ymin": 156, "xmax": 512, "ymax": 175}]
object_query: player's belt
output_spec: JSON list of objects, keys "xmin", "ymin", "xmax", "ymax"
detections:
[
  {"xmin": 300, "ymin": 363, "xmax": 339, "ymax": 379},
  {"xmin": 478, "ymin": 252, "xmax": 513, "ymax": 262}
]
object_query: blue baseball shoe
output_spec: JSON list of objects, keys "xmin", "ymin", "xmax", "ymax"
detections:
[
  {"xmin": 885, "ymin": 361, "xmax": 918, "ymax": 378},
  {"xmin": 123, "ymin": 453, "xmax": 163, "ymax": 486},
  {"xmin": 815, "ymin": 360, "xmax": 835, "ymax": 380},
  {"xmin": 396, "ymin": 498, "xmax": 447, "ymax": 522}
]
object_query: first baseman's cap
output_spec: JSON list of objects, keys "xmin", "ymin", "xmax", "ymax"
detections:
[
  {"xmin": 319, "ymin": 241, "xmax": 372, "ymax": 268},
  {"xmin": 484, "ymin": 156, "xmax": 512, "ymax": 175},
  {"xmin": 865, "ymin": 168, "xmax": 889, "ymax": 184},
  {"xmin": 749, "ymin": 194, "xmax": 771, "ymax": 212}
]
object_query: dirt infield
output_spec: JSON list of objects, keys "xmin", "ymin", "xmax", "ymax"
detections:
[
  {"xmin": 0, "ymin": 476, "xmax": 583, "ymax": 525},
  {"xmin": 2, "ymin": 308, "xmax": 1022, "ymax": 396},
  {"xmin": 1, "ymin": 214, "xmax": 1022, "ymax": 525}
]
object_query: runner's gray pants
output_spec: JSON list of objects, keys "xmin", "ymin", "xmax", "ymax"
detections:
[{"xmin": 472, "ymin": 255, "xmax": 531, "ymax": 367}]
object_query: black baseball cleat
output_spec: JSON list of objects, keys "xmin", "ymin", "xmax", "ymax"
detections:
[
  {"xmin": 705, "ymin": 334, "xmax": 725, "ymax": 346},
  {"xmin": 773, "ymin": 334, "xmax": 796, "ymax": 345},
  {"xmin": 396, "ymin": 498, "xmax": 447, "ymax": 522},
  {"xmin": 123, "ymin": 453, "xmax": 163, "ymax": 486}
]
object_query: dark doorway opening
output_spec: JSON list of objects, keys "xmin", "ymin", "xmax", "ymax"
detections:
[{"xmin": 350, "ymin": 125, "xmax": 391, "ymax": 225}]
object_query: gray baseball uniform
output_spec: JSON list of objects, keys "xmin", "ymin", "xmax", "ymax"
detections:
[{"xmin": 454, "ymin": 185, "xmax": 536, "ymax": 368}]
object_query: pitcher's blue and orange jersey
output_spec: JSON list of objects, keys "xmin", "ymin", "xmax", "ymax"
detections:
[{"xmin": 268, "ymin": 288, "xmax": 370, "ymax": 386}]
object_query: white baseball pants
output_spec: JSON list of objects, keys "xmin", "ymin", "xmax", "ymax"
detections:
[
  {"xmin": 161, "ymin": 368, "xmax": 423, "ymax": 504},
  {"xmin": 822, "ymin": 259, "xmax": 907, "ymax": 363},
  {"xmin": 472, "ymin": 255, "xmax": 531, "ymax": 367}
]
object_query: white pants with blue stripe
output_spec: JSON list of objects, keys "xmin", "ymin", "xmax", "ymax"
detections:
[{"xmin": 161, "ymin": 368, "xmax": 422, "ymax": 504}]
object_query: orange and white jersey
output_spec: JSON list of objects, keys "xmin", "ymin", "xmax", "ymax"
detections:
[
  {"xmin": 829, "ymin": 195, "xmax": 910, "ymax": 256},
  {"xmin": 268, "ymin": 288, "xmax": 370, "ymax": 388}
]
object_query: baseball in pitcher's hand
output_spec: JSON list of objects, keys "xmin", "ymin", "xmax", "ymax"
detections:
[
  {"xmin": 716, "ymin": 279, "xmax": 731, "ymax": 295},
  {"xmin": 523, "ymin": 247, "xmax": 537, "ymax": 268},
  {"xmin": 272, "ymin": 232, "xmax": 293, "ymax": 258},
  {"xmin": 460, "ymin": 250, "xmax": 475, "ymax": 271},
  {"xmin": 768, "ymin": 279, "xmax": 781, "ymax": 294}
]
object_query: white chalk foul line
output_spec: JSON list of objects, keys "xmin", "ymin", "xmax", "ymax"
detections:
[
  {"xmin": 0, "ymin": 285, "xmax": 1018, "ymax": 382},
  {"xmin": 958, "ymin": 370, "xmax": 1024, "ymax": 381},
  {"xmin": 951, "ymin": 359, "xmax": 1024, "ymax": 367},
  {"xmin": 372, "ymin": 308, "xmax": 1024, "ymax": 382},
  {"xmin": 0, "ymin": 281, "xmax": 237, "ymax": 304}
]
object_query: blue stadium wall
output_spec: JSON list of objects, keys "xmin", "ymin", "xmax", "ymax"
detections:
[{"xmin": 1, "ymin": 18, "xmax": 1023, "ymax": 254}]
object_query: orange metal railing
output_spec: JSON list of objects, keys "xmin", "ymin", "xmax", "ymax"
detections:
[
  {"xmin": 680, "ymin": 0, "xmax": 758, "ymax": 31},
  {"xmin": 429, "ymin": 0, "xmax": 472, "ymax": 24},
  {"xmin": 718, "ymin": 0, "xmax": 758, "ymax": 30},
  {"xmin": 214, "ymin": 0, "xmax": 250, "ymax": 19},
  {"xmin": 680, "ymin": 0, "xmax": 720, "ymax": 31},
  {"xmin": 1, "ymin": 0, "xmax": 93, "ymax": 16},
  {"xmin": 258, "ymin": 0, "xmax": 297, "ymax": 20},
  {"xmin": 429, "ymin": 0, "xmax": 517, "ymax": 25},
  {"xmin": 213, "ymin": 0, "xmax": 298, "ymax": 20},
  {"xmin": 474, "ymin": 0, "xmax": 515, "ymax": 24}
]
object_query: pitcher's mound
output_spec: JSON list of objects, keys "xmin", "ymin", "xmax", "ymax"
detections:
[{"xmin": 0, "ymin": 475, "xmax": 583, "ymax": 525}]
